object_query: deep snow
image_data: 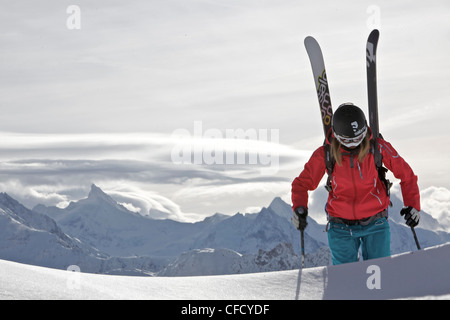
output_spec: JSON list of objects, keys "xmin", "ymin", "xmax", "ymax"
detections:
[{"xmin": 1, "ymin": 242, "xmax": 449, "ymax": 300}]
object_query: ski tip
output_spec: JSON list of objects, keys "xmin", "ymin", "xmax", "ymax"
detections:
[
  {"xmin": 304, "ymin": 36, "xmax": 319, "ymax": 49},
  {"xmin": 304, "ymin": 36, "xmax": 316, "ymax": 44},
  {"xmin": 369, "ymin": 29, "xmax": 380, "ymax": 38},
  {"xmin": 367, "ymin": 29, "xmax": 380, "ymax": 46}
]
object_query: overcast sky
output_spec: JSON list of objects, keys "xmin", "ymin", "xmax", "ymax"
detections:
[{"xmin": 0, "ymin": 0, "xmax": 449, "ymax": 221}]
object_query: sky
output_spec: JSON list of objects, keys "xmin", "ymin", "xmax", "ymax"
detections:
[{"xmin": 0, "ymin": 0, "xmax": 449, "ymax": 222}]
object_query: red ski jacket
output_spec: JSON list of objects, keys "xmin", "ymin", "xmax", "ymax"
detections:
[{"xmin": 291, "ymin": 138, "xmax": 420, "ymax": 220}]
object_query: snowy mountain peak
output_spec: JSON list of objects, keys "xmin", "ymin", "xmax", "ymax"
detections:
[
  {"xmin": 87, "ymin": 184, "xmax": 115, "ymax": 204},
  {"xmin": 202, "ymin": 212, "xmax": 229, "ymax": 224},
  {"xmin": 267, "ymin": 196, "xmax": 293, "ymax": 218},
  {"xmin": 0, "ymin": 192, "xmax": 20, "ymax": 208},
  {"xmin": 0, "ymin": 192, "xmax": 59, "ymax": 234},
  {"xmin": 64, "ymin": 183, "xmax": 130, "ymax": 215}
]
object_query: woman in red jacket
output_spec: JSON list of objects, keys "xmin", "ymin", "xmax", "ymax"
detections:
[{"xmin": 291, "ymin": 103, "xmax": 421, "ymax": 265}]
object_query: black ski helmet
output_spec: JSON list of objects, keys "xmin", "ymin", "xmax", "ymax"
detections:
[{"xmin": 332, "ymin": 103, "xmax": 368, "ymax": 147}]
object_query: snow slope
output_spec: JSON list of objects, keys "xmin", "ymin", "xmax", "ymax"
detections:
[{"xmin": 1, "ymin": 242, "xmax": 449, "ymax": 300}]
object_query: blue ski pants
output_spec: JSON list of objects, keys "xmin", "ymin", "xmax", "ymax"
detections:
[{"xmin": 327, "ymin": 217, "xmax": 390, "ymax": 265}]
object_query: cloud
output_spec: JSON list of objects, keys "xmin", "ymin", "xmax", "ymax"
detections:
[
  {"xmin": 0, "ymin": 130, "xmax": 308, "ymax": 221},
  {"xmin": 174, "ymin": 180, "xmax": 289, "ymax": 210},
  {"xmin": 101, "ymin": 183, "xmax": 187, "ymax": 221},
  {"xmin": 420, "ymin": 186, "xmax": 450, "ymax": 232}
]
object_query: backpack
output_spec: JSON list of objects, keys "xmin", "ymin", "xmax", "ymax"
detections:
[{"xmin": 323, "ymin": 136, "xmax": 392, "ymax": 197}]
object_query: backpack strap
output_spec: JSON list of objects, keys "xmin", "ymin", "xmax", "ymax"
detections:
[
  {"xmin": 371, "ymin": 135, "xmax": 392, "ymax": 198},
  {"xmin": 371, "ymin": 135, "xmax": 382, "ymax": 169},
  {"xmin": 323, "ymin": 142, "xmax": 334, "ymax": 192}
]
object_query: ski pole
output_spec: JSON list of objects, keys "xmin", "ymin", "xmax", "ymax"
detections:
[
  {"xmin": 411, "ymin": 227, "xmax": 421, "ymax": 250},
  {"xmin": 300, "ymin": 229, "xmax": 305, "ymax": 268}
]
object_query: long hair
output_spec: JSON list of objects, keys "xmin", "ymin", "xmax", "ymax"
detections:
[{"xmin": 331, "ymin": 134, "xmax": 370, "ymax": 166}]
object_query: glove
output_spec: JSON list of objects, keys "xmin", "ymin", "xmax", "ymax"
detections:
[
  {"xmin": 292, "ymin": 206, "xmax": 308, "ymax": 230},
  {"xmin": 400, "ymin": 206, "xmax": 420, "ymax": 228}
]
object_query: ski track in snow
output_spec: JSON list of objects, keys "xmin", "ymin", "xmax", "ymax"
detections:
[{"xmin": 1, "ymin": 243, "xmax": 449, "ymax": 300}]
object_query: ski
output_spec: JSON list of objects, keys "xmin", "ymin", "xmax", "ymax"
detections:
[
  {"xmin": 304, "ymin": 36, "xmax": 333, "ymax": 138},
  {"xmin": 302, "ymin": 36, "xmax": 334, "ymax": 266},
  {"xmin": 305, "ymin": 36, "xmax": 334, "ymax": 192},
  {"xmin": 366, "ymin": 29, "xmax": 380, "ymax": 141},
  {"xmin": 366, "ymin": 29, "xmax": 393, "ymax": 195}
]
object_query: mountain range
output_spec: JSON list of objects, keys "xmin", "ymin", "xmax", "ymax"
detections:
[{"xmin": 0, "ymin": 184, "xmax": 449, "ymax": 276}]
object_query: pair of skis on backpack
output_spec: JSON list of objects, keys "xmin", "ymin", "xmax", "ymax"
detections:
[
  {"xmin": 304, "ymin": 29, "xmax": 391, "ymax": 195},
  {"xmin": 304, "ymin": 29, "xmax": 379, "ymax": 142}
]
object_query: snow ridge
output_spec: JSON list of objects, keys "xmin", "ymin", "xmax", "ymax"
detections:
[{"xmin": 0, "ymin": 243, "xmax": 449, "ymax": 300}]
